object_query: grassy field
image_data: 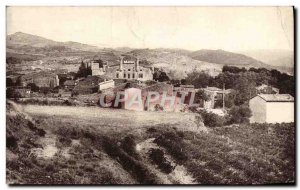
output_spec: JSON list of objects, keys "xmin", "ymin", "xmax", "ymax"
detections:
[{"xmin": 6, "ymin": 102, "xmax": 295, "ymax": 184}]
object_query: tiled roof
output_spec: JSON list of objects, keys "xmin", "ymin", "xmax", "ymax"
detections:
[{"xmin": 258, "ymin": 94, "xmax": 294, "ymax": 102}]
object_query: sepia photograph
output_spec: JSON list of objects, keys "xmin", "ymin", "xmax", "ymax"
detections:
[{"xmin": 5, "ymin": 6, "xmax": 295, "ymax": 185}]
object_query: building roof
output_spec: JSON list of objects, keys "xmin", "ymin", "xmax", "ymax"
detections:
[
  {"xmin": 256, "ymin": 84, "xmax": 279, "ymax": 91},
  {"xmin": 180, "ymin": 85, "xmax": 195, "ymax": 88},
  {"xmin": 205, "ymin": 87, "xmax": 222, "ymax": 91},
  {"xmin": 204, "ymin": 86, "xmax": 232, "ymax": 93},
  {"xmin": 142, "ymin": 82, "xmax": 173, "ymax": 95},
  {"xmin": 258, "ymin": 94, "xmax": 294, "ymax": 102}
]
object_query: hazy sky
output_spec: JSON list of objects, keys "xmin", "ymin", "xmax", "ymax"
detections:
[{"xmin": 7, "ymin": 6, "xmax": 293, "ymax": 51}]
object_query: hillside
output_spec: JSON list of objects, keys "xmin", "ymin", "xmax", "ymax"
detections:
[
  {"xmin": 7, "ymin": 102, "xmax": 295, "ymax": 184},
  {"xmin": 7, "ymin": 32, "xmax": 100, "ymax": 54},
  {"xmin": 126, "ymin": 48, "xmax": 223, "ymax": 78},
  {"xmin": 189, "ymin": 49, "xmax": 270, "ymax": 68},
  {"xmin": 7, "ymin": 32, "xmax": 291, "ymax": 77}
]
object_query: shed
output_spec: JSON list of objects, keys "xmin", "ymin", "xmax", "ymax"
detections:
[{"xmin": 249, "ymin": 94, "xmax": 294, "ymax": 123}]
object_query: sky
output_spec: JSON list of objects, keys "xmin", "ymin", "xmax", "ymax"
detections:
[{"xmin": 6, "ymin": 6, "xmax": 294, "ymax": 51}]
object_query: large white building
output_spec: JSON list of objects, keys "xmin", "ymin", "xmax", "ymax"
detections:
[
  {"xmin": 89, "ymin": 56, "xmax": 154, "ymax": 81},
  {"xmin": 249, "ymin": 94, "xmax": 294, "ymax": 123}
]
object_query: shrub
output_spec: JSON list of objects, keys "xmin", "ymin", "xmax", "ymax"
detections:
[
  {"xmin": 27, "ymin": 121, "xmax": 46, "ymax": 137},
  {"xmin": 228, "ymin": 105, "xmax": 252, "ymax": 124},
  {"xmin": 200, "ymin": 111, "xmax": 226, "ymax": 127},
  {"xmin": 102, "ymin": 137, "xmax": 159, "ymax": 184},
  {"xmin": 154, "ymin": 104, "xmax": 164, "ymax": 111},
  {"xmin": 7, "ymin": 136, "xmax": 18, "ymax": 150},
  {"xmin": 58, "ymin": 136, "xmax": 72, "ymax": 147},
  {"xmin": 121, "ymin": 135, "xmax": 138, "ymax": 158},
  {"xmin": 154, "ymin": 131, "xmax": 188, "ymax": 164},
  {"xmin": 45, "ymin": 163, "xmax": 56, "ymax": 173},
  {"xmin": 148, "ymin": 148, "xmax": 174, "ymax": 174}
]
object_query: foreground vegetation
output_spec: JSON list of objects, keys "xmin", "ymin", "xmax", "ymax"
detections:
[{"xmin": 6, "ymin": 102, "xmax": 295, "ymax": 184}]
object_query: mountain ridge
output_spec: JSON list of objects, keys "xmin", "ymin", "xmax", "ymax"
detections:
[{"xmin": 6, "ymin": 32, "xmax": 293, "ymax": 75}]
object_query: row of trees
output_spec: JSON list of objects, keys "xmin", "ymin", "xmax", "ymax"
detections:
[{"xmin": 186, "ymin": 66, "xmax": 294, "ymax": 106}]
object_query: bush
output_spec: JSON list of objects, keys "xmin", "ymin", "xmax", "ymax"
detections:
[
  {"xmin": 154, "ymin": 104, "xmax": 164, "ymax": 111},
  {"xmin": 154, "ymin": 131, "xmax": 188, "ymax": 164},
  {"xmin": 121, "ymin": 135, "xmax": 138, "ymax": 158},
  {"xmin": 7, "ymin": 136, "xmax": 18, "ymax": 150},
  {"xmin": 228, "ymin": 105, "xmax": 252, "ymax": 124},
  {"xmin": 148, "ymin": 148, "xmax": 174, "ymax": 174},
  {"xmin": 102, "ymin": 137, "xmax": 159, "ymax": 184},
  {"xmin": 200, "ymin": 111, "xmax": 226, "ymax": 127}
]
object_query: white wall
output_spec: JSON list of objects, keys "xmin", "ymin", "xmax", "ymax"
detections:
[
  {"xmin": 266, "ymin": 102, "xmax": 294, "ymax": 123},
  {"xmin": 99, "ymin": 80, "xmax": 115, "ymax": 91},
  {"xmin": 249, "ymin": 96, "xmax": 267, "ymax": 123}
]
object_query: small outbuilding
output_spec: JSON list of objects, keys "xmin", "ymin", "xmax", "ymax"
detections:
[
  {"xmin": 249, "ymin": 94, "xmax": 294, "ymax": 123},
  {"xmin": 98, "ymin": 79, "xmax": 115, "ymax": 91}
]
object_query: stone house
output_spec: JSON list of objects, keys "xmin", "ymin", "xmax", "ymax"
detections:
[{"xmin": 19, "ymin": 71, "xmax": 59, "ymax": 89}]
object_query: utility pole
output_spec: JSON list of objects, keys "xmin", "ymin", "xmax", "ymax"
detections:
[{"xmin": 223, "ymin": 83, "xmax": 225, "ymax": 112}]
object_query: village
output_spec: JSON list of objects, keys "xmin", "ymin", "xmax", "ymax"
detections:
[
  {"xmin": 6, "ymin": 54, "xmax": 294, "ymax": 124},
  {"xmin": 5, "ymin": 6, "xmax": 295, "ymax": 185}
]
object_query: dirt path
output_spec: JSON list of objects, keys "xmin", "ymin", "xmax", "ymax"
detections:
[
  {"xmin": 31, "ymin": 132, "xmax": 58, "ymax": 159},
  {"xmin": 136, "ymin": 138, "xmax": 196, "ymax": 184}
]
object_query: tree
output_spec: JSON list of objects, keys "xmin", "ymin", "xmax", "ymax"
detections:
[
  {"xmin": 222, "ymin": 65, "xmax": 246, "ymax": 73},
  {"xmin": 94, "ymin": 59, "xmax": 103, "ymax": 68},
  {"xmin": 233, "ymin": 76, "xmax": 256, "ymax": 105},
  {"xmin": 27, "ymin": 83, "xmax": 39, "ymax": 92},
  {"xmin": 194, "ymin": 89, "xmax": 210, "ymax": 104},
  {"xmin": 76, "ymin": 61, "xmax": 91, "ymax": 78},
  {"xmin": 228, "ymin": 105, "xmax": 252, "ymax": 124},
  {"xmin": 200, "ymin": 110, "xmax": 226, "ymax": 127},
  {"xmin": 6, "ymin": 78, "xmax": 14, "ymax": 87},
  {"xmin": 180, "ymin": 79, "xmax": 187, "ymax": 85},
  {"xmin": 185, "ymin": 71, "xmax": 213, "ymax": 88},
  {"xmin": 154, "ymin": 71, "xmax": 170, "ymax": 82}
]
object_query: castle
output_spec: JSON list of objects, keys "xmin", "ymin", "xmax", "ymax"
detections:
[{"xmin": 88, "ymin": 56, "xmax": 154, "ymax": 81}]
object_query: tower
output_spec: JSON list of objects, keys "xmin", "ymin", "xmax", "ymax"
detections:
[
  {"xmin": 120, "ymin": 56, "xmax": 124, "ymax": 70},
  {"xmin": 136, "ymin": 57, "xmax": 140, "ymax": 71}
]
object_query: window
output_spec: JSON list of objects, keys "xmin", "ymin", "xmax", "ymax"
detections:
[
  {"xmin": 128, "ymin": 69, "xmax": 130, "ymax": 71},
  {"xmin": 133, "ymin": 74, "xmax": 135, "ymax": 78},
  {"xmin": 139, "ymin": 74, "xmax": 143, "ymax": 78},
  {"xmin": 124, "ymin": 73, "xmax": 126, "ymax": 78},
  {"xmin": 116, "ymin": 73, "xmax": 119, "ymax": 78},
  {"xmin": 128, "ymin": 74, "xmax": 131, "ymax": 79}
]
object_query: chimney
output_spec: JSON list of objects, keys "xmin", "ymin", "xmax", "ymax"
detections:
[
  {"xmin": 103, "ymin": 61, "xmax": 108, "ymax": 72},
  {"xmin": 120, "ymin": 56, "xmax": 124, "ymax": 70}
]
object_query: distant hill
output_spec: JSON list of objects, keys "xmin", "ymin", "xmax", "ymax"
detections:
[
  {"xmin": 239, "ymin": 49, "xmax": 294, "ymax": 74},
  {"xmin": 189, "ymin": 49, "xmax": 271, "ymax": 68},
  {"xmin": 7, "ymin": 32, "xmax": 292, "ymax": 77},
  {"xmin": 7, "ymin": 32, "xmax": 58, "ymax": 47},
  {"xmin": 7, "ymin": 32, "xmax": 100, "ymax": 53}
]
